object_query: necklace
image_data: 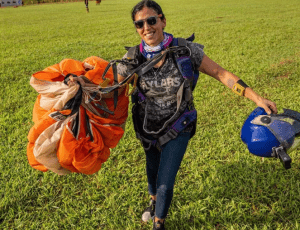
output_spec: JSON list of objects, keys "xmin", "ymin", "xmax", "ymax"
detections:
[
  {"xmin": 152, "ymin": 53, "xmax": 167, "ymax": 78},
  {"xmin": 152, "ymin": 67, "xmax": 160, "ymax": 78}
]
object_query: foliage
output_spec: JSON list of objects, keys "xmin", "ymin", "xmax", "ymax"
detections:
[
  {"xmin": 20, "ymin": 0, "xmax": 85, "ymax": 6},
  {"xmin": 0, "ymin": 0, "xmax": 300, "ymax": 229}
]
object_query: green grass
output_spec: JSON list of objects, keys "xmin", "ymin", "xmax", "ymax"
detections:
[{"xmin": 1, "ymin": 0, "xmax": 300, "ymax": 229}]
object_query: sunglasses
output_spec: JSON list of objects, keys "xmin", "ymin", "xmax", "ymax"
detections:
[{"xmin": 133, "ymin": 15, "xmax": 162, "ymax": 29}]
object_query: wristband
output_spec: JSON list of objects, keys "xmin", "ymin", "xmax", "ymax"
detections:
[{"xmin": 232, "ymin": 80, "xmax": 249, "ymax": 96}]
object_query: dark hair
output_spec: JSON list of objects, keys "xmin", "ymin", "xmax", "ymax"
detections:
[{"xmin": 131, "ymin": 0, "xmax": 165, "ymax": 22}]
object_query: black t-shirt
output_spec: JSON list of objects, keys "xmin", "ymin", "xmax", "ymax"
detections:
[{"xmin": 117, "ymin": 41, "xmax": 205, "ymax": 133}]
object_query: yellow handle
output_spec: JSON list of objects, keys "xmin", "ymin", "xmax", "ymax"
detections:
[
  {"xmin": 99, "ymin": 78, "xmax": 111, "ymax": 88},
  {"xmin": 125, "ymin": 74, "xmax": 138, "ymax": 97}
]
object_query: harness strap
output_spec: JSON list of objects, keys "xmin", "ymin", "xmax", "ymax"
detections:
[
  {"xmin": 172, "ymin": 37, "xmax": 199, "ymax": 90},
  {"xmin": 99, "ymin": 48, "xmax": 185, "ymax": 94},
  {"xmin": 134, "ymin": 49, "xmax": 169, "ymax": 76},
  {"xmin": 159, "ymin": 108, "xmax": 197, "ymax": 146},
  {"xmin": 186, "ymin": 33, "xmax": 195, "ymax": 42},
  {"xmin": 93, "ymin": 102, "xmax": 115, "ymax": 115},
  {"xmin": 126, "ymin": 46, "xmax": 139, "ymax": 61},
  {"xmin": 138, "ymin": 108, "xmax": 197, "ymax": 149},
  {"xmin": 142, "ymin": 80, "xmax": 187, "ymax": 135},
  {"xmin": 112, "ymin": 62, "xmax": 119, "ymax": 109},
  {"xmin": 85, "ymin": 110, "xmax": 94, "ymax": 142},
  {"xmin": 135, "ymin": 133, "xmax": 157, "ymax": 151},
  {"xmin": 177, "ymin": 37, "xmax": 188, "ymax": 47}
]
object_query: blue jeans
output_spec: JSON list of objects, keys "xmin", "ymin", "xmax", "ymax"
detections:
[{"xmin": 144, "ymin": 131, "xmax": 191, "ymax": 219}]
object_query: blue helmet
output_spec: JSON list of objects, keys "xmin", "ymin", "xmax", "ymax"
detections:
[
  {"xmin": 241, "ymin": 107, "xmax": 300, "ymax": 169},
  {"xmin": 241, "ymin": 107, "xmax": 280, "ymax": 157}
]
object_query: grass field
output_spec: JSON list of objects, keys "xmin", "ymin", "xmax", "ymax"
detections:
[{"xmin": 1, "ymin": 0, "xmax": 300, "ymax": 229}]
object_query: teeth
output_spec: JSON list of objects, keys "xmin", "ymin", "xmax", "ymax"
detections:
[{"xmin": 145, "ymin": 32, "xmax": 154, "ymax": 37}]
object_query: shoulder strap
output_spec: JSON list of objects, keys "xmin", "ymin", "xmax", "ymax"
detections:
[
  {"xmin": 126, "ymin": 45, "xmax": 139, "ymax": 60},
  {"xmin": 125, "ymin": 45, "xmax": 147, "ymax": 65},
  {"xmin": 172, "ymin": 36, "xmax": 199, "ymax": 91},
  {"xmin": 172, "ymin": 33, "xmax": 194, "ymax": 47},
  {"xmin": 177, "ymin": 37, "xmax": 188, "ymax": 47}
]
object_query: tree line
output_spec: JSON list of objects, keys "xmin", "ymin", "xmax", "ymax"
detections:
[{"xmin": 21, "ymin": 0, "xmax": 86, "ymax": 5}]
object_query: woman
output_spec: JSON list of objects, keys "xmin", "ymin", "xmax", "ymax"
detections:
[{"xmin": 117, "ymin": 1, "xmax": 277, "ymax": 229}]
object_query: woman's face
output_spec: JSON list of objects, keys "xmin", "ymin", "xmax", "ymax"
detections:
[{"xmin": 134, "ymin": 7, "xmax": 166, "ymax": 47}]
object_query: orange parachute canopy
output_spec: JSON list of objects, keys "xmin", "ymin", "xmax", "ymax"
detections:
[{"xmin": 27, "ymin": 56, "xmax": 129, "ymax": 175}]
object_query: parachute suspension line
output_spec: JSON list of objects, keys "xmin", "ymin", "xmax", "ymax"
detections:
[{"xmin": 85, "ymin": 0, "xmax": 89, "ymax": 13}]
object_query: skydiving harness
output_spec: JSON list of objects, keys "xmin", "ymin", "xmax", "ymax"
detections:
[
  {"xmin": 62, "ymin": 35, "xmax": 200, "ymax": 150},
  {"xmin": 124, "ymin": 35, "xmax": 200, "ymax": 150},
  {"xmin": 251, "ymin": 109, "xmax": 300, "ymax": 169}
]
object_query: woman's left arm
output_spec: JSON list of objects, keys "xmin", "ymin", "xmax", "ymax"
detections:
[{"xmin": 199, "ymin": 55, "xmax": 277, "ymax": 114}]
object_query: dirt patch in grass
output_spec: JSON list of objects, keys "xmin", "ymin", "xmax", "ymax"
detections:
[
  {"xmin": 279, "ymin": 59, "xmax": 294, "ymax": 65},
  {"xmin": 271, "ymin": 58, "xmax": 294, "ymax": 68},
  {"xmin": 276, "ymin": 72, "xmax": 290, "ymax": 79}
]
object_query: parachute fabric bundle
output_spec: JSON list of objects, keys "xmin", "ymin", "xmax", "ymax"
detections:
[{"xmin": 27, "ymin": 56, "xmax": 129, "ymax": 175}]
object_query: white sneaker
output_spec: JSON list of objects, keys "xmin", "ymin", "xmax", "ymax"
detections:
[{"xmin": 141, "ymin": 199, "xmax": 156, "ymax": 222}]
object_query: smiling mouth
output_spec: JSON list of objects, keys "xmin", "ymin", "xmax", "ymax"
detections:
[{"xmin": 145, "ymin": 31, "xmax": 155, "ymax": 38}]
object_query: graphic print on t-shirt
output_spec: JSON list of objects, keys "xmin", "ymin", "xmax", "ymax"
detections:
[{"xmin": 116, "ymin": 41, "xmax": 205, "ymax": 133}]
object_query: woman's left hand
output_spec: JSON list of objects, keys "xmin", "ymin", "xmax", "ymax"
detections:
[{"xmin": 255, "ymin": 97, "xmax": 278, "ymax": 115}]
